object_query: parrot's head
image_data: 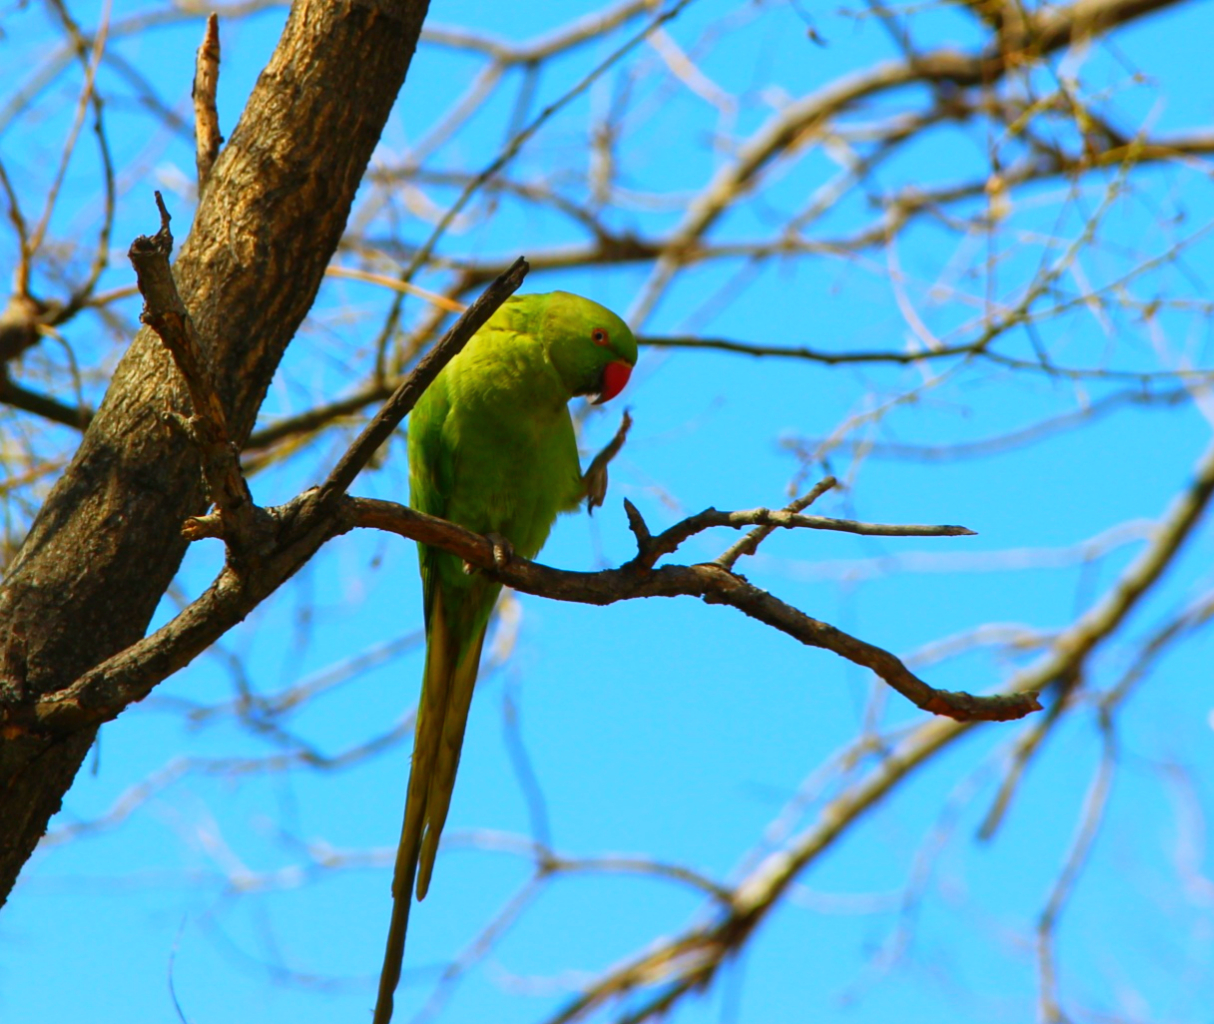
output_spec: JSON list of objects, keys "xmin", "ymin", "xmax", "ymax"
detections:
[{"xmin": 538, "ymin": 291, "xmax": 637, "ymax": 405}]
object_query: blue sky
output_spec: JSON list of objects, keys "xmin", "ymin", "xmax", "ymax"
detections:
[{"xmin": 2, "ymin": 1, "xmax": 1214, "ymax": 1022}]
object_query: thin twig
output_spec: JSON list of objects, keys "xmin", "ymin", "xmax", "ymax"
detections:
[
  {"xmin": 628, "ymin": 503, "xmax": 977, "ymax": 572},
  {"xmin": 28, "ymin": 0, "xmax": 111, "ymax": 265},
  {"xmin": 716, "ymin": 476, "xmax": 838, "ymax": 569},
  {"xmin": 395, "ymin": 0, "xmax": 696, "ymax": 286},
  {"xmin": 325, "ymin": 265, "xmax": 466, "ymax": 312},
  {"xmin": 1036, "ymin": 712, "xmax": 1117, "ymax": 1023}
]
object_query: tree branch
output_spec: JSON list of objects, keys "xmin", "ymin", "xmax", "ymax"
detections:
[
  {"xmin": 35, "ymin": 489, "xmax": 1038, "ymax": 733},
  {"xmin": 129, "ymin": 192, "xmax": 260, "ymax": 554},
  {"xmin": 0, "ymin": 372, "xmax": 91, "ymax": 428},
  {"xmin": 716, "ymin": 476, "xmax": 838, "ymax": 569},
  {"xmin": 532, "ymin": 427, "xmax": 1214, "ymax": 1024}
]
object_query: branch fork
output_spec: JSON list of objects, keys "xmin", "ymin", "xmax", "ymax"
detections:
[{"xmin": 129, "ymin": 192, "xmax": 263, "ymax": 562}]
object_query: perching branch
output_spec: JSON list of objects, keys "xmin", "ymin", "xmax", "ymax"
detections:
[{"xmin": 35, "ymin": 484, "xmax": 1040, "ymax": 733}]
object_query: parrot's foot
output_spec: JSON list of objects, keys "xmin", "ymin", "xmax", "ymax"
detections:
[
  {"xmin": 487, "ymin": 533, "xmax": 514, "ymax": 569},
  {"xmin": 583, "ymin": 461, "xmax": 609, "ymax": 513},
  {"xmin": 582, "ymin": 410, "xmax": 632, "ymax": 515},
  {"xmin": 466, "ymin": 533, "xmax": 515, "ymax": 574}
]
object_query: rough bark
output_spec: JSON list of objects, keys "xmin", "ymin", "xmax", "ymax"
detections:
[{"xmin": 0, "ymin": 0, "xmax": 431, "ymax": 906}]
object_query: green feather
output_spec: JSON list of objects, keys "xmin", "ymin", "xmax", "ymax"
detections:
[{"xmin": 373, "ymin": 292, "xmax": 637, "ymax": 1024}]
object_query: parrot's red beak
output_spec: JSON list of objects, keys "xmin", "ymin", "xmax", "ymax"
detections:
[{"xmin": 593, "ymin": 360, "xmax": 632, "ymax": 404}]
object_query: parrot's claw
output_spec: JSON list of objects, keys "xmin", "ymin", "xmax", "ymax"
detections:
[
  {"xmin": 489, "ymin": 533, "xmax": 514, "ymax": 569},
  {"xmin": 462, "ymin": 535, "xmax": 514, "ymax": 576}
]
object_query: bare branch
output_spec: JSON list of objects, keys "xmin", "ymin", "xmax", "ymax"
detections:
[
  {"xmin": 640, "ymin": 333, "xmax": 981, "ymax": 365},
  {"xmin": 1036, "ymin": 714, "xmax": 1117, "ymax": 1023},
  {"xmin": 0, "ymin": 374, "xmax": 92, "ymax": 429},
  {"xmin": 395, "ymin": 0, "xmax": 697, "ymax": 286},
  {"xmin": 420, "ymin": 0, "xmax": 662, "ymax": 64},
  {"xmin": 129, "ymin": 194, "xmax": 258, "ymax": 553},
  {"xmin": 193, "ymin": 13, "xmax": 222, "ymax": 192},
  {"xmin": 26, "ymin": 0, "xmax": 110, "ymax": 269},
  {"xmin": 347, "ymin": 498, "xmax": 1033, "ymax": 722},
  {"xmin": 32, "ymin": 486, "xmax": 1037, "ymax": 735},
  {"xmin": 625, "ymin": 501, "xmax": 977, "ymax": 573},
  {"xmin": 245, "ymin": 381, "xmax": 392, "ymax": 452},
  {"xmin": 524, "ymin": 425, "xmax": 1214, "ymax": 1024},
  {"xmin": 325, "ymin": 265, "xmax": 466, "ymax": 312},
  {"xmin": 716, "ymin": 476, "xmax": 837, "ymax": 569}
]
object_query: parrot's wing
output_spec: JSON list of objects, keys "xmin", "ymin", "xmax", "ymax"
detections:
[
  {"xmin": 408, "ymin": 376, "xmax": 456, "ymax": 627},
  {"xmin": 407, "ymin": 370, "xmax": 498, "ymax": 896}
]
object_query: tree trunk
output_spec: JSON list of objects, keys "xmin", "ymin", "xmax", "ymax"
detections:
[{"xmin": 0, "ymin": 0, "xmax": 431, "ymax": 906}]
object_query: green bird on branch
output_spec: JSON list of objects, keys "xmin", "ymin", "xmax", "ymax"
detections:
[{"xmin": 374, "ymin": 291, "xmax": 638, "ymax": 1023}]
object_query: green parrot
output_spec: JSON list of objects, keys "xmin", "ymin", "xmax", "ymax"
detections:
[{"xmin": 373, "ymin": 291, "xmax": 637, "ymax": 1023}]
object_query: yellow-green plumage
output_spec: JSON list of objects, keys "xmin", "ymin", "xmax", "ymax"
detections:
[{"xmin": 373, "ymin": 291, "xmax": 637, "ymax": 1023}]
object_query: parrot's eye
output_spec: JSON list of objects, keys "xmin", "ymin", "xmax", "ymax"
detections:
[{"xmin": 591, "ymin": 327, "xmax": 610, "ymax": 347}]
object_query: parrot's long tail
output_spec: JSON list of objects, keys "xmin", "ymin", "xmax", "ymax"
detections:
[{"xmin": 373, "ymin": 591, "xmax": 488, "ymax": 1024}]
